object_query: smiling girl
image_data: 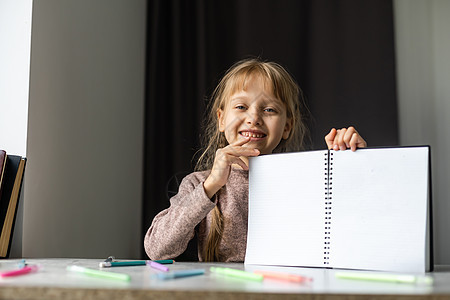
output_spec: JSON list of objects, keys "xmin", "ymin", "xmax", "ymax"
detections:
[{"xmin": 144, "ymin": 58, "xmax": 366, "ymax": 262}]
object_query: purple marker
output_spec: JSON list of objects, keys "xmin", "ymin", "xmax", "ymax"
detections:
[{"xmin": 149, "ymin": 261, "xmax": 169, "ymax": 272}]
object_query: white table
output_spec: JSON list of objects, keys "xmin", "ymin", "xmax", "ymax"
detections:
[{"xmin": 0, "ymin": 258, "xmax": 448, "ymax": 299}]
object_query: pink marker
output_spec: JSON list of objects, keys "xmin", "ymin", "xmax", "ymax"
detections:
[{"xmin": 0, "ymin": 265, "xmax": 40, "ymax": 278}]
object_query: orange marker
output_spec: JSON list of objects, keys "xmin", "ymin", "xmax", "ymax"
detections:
[{"xmin": 253, "ymin": 270, "xmax": 313, "ymax": 283}]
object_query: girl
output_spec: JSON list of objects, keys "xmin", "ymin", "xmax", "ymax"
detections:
[{"xmin": 144, "ymin": 58, "xmax": 366, "ymax": 262}]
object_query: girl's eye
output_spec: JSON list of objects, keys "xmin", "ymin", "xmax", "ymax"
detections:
[
  {"xmin": 264, "ymin": 108, "xmax": 276, "ymax": 113},
  {"xmin": 235, "ymin": 105, "xmax": 246, "ymax": 110}
]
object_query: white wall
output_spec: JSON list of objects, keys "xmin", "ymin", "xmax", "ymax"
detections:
[
  {"xmin": 394, "ymin": 0, "xmax": 450, "ymax": 264},
  {"xmin": 0, "ymin": 0, "xmax": 32, "ymax": 258},
  {"xmin": 23, "ymin": 0, "xmax": 146, "ymax": 258},
  {"xmin": 0, "ymin": 0, "xmax": 32, "ymax": 156}
]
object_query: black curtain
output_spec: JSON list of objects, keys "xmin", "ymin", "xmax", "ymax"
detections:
[{"xmin": 143, "ymin": 0, "xmax": 398, "ymax": 259}]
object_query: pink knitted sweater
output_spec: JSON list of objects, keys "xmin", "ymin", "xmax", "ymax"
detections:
[{"xmin": 144, "ymin": 168, "xmax": 249, "ymax": 262}]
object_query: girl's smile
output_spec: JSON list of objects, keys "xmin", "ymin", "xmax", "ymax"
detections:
[
  {"xmin": 239, "ymin": 129, "xmax": 266, "ymax": 140},
  {"xmin": 217, "ymin": 75, "xmax": 292, "ymax": 155}
]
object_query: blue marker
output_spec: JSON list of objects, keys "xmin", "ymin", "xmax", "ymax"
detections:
[
  {"xmin": 18, "ymin": 259, "xmax": 27, "ymax": 268},
  {"xmin": 154, "ymin": 269, "xmax": 205, "ymax": 280}
]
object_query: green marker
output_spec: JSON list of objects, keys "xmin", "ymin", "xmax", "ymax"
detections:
[
  {"xmin": 100, "ymin": 260, "xmax": 146, "ymax": 268},
  {"xmin": 335, "ymin": 272, "xmax": 433, "ymax": 285},
  {"xmin": 210, "ymin": 267, "xmax": 263, "ymax": 281},
  {"xmin": 152, "ymin": 259, "xmax": 174, "ymax": 264},
  {"xmin": 100, "ymin": 259, "xmax": 174, "ymax": 268},
  {"xmin": 67, "ymin": 265, "xmax": 131, "ymax": 281}
]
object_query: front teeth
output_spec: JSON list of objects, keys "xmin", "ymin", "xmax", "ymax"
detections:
[{"xmin": 241, "ymin": 132, "xmax": 264, "ymax": 138}]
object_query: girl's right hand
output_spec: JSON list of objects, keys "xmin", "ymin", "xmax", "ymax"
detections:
[{"xmin": 203, "ymin": 137, "xmax": 260, "ymax": 199}]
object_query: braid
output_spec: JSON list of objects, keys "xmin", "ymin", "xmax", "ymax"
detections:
[{"xmin": 202, "ymin": 206, "xmax": 224, "ymax": 261}]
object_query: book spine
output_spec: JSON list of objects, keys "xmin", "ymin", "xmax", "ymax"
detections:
[{"xmin": 324, "ymin": 151, "xmax": 333, "ymax": 266}]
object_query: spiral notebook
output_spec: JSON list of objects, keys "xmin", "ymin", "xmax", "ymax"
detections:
[{"xmin": 245, "ymin": 146, "xmax": 432, "ymax": 273}]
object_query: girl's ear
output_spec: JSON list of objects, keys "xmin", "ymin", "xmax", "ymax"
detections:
[
  {"xmin": 282, "ymin": 118, "xmax": 293, "ymax": 139},
  {"xmin": 217, "ymin": 109, "xmax": 225, "ymax": 132}
]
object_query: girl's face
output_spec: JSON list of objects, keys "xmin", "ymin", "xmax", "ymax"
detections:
[{"xmin": 217, "ymin": 75, "xmax": 292, "ymax": 155}]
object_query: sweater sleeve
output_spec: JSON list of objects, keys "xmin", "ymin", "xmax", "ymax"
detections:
[{"xmin": 144, "ymin": 173, "xmax": 216, "ymax": 260}]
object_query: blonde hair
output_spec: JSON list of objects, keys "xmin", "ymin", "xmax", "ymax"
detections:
[{"xmin": 196, "ymin": 58, "xmax": 308, "ymax": 261}]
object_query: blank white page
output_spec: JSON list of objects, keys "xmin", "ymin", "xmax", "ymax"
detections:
[
  {"xmin": 329, "ymin": 147, "xmax": 429, "ymax": 273},
  {"xmin": 245, "ymin": 150, "xmax": 327, "ymax": 267}
]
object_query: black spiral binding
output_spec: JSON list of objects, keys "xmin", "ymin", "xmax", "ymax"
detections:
[{"xmin": 324, "ymin": 151, "xmax": 333, "ymax": 265}]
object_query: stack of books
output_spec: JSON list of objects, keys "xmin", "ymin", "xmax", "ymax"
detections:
[{"xmin": 0, "ymin": 150, "xmax": 26, "ymax": 258}]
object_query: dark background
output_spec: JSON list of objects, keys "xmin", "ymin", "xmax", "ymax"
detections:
[{"xmin": 143, "ymin": 0, "xmax": 398, "ymax": 259}]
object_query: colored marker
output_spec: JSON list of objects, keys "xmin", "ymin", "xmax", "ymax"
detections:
[
  {"xmin": 67, "ymin": 265, "xmax": 130, "ymax": 281},
  {"xmin": 210, "ymin": 267, "xmax": 263, "ymax": 281},
  {"xmin": 154, "ymin": 269, "xmax": 205, "ymax": 280},
  {"xmin": 104, "ymin": 256, "xmax": 115, "ymax": 262},
  {"xmin": 0, "ymin": 265, "xmax": 40, "ymax": 278},
  {"xmin": 100, "ymin": 259, "xmax": 174, "ymax": 268},
  {"xmin": 151, "ymin": 259, "xmax": 174, "ymax": 264},
  {"xmin": 254, "ymin": 270, "xmax": 313, "ymax": 283},
  {"xmin": 335, "ymin": 272, "xmax": 433, "ymax": 285},
  {"xmin": 148, "ymin": 261, "xmax": 169, "ymax": 272},
  {"xmin": 100, "ymin": 260, "xmax": 146, "ymax": 268},
  {"xmin": 18, "ymin": 259, "xmax": 27, "ymax": 269}
]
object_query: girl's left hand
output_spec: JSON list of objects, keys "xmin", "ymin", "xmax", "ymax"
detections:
[{"xmin": 325, "ymin": 126, "xmax": 367, "ymax": 152}]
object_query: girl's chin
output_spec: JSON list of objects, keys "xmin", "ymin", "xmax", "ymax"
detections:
[
  {"xmin": 241, "ymin": 142, "xmax": 260, "ymax": 148},
  {"xmin": 243, "ymin": 145, "xmax": 272, "ymax": 155}
]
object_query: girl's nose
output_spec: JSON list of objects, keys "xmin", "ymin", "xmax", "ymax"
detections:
[{"xmin": 246, "ymin": 108, "xmax": 262, "ymax": 125}]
